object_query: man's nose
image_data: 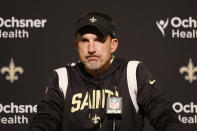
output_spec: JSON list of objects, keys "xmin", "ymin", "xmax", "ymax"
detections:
[{"xmin": 88, "ymin": 41, "xmax": 96, "ymax": 54}]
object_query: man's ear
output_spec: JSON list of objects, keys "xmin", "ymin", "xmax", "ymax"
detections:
[
  {"xmin": 75, "ymin": 40, "xmax": 78, "ymax": 49},
  {"xmin": 75, "ymin": 40, "xmax": 80, "ymax": 54},
  {"xmin": 111, "ymin": 38, "xmax": 118, "ymax": 53},
  {"xmin": 75, "ymin": 33, "xmax": 81, "ymax": 51}
]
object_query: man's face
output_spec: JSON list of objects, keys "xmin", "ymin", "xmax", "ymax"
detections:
[{"xmin": 76, "ymin": 33, "xmax": 118, "ymax": 72}]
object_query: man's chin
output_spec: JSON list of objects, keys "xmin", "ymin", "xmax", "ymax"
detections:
[{"xmin": 85, "ymin": 63, "xmax": 101, "ymax": 71}]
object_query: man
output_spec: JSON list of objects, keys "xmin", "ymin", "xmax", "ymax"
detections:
[{"xmin": 29, "ymin": 11, "xmax": 183, "ymax": 131}]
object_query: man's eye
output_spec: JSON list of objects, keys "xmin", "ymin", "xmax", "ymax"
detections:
[
  {"xmin": 97, "ymin": 38, "xmax": 105, "ymax": 43},
  {"xmin": 80, "ymin": 38, "xmax": 88, "ymax": 42}
]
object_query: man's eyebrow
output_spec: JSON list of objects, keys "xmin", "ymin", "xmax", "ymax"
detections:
[
  {"xmin": 79, "ymin": 37, "xmax": 88, "ymax": 40},
  {"xmin": 81, "ymin": 36, "xmax": 87, "ymax": 39},
  {"xmin": 79, "ymin": 37, "xmax": 89, "ymax": 42}
]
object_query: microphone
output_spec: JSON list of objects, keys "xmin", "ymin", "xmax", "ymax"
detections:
[
  {"xmin": 106, "ymin": 85, "xmax": 122, "ymax": 120},
  {"xmin": 106, "ymin": 85, "xmax": 122, "ymax": 131}
]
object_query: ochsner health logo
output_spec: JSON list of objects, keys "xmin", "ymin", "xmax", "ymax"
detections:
[
  {"xmin": 173, "ymin": 102, "xmax": 197, "ymax": 124},
  {"xmin": 156, "ymin": 16, "xmax": 197, "ymax": 38},
  {"xmin": 156, "ymin": 18, "xmax": 169, "ymax": 36},
  {"xmin": 0, "ymin": 17, "xmax": 47, "ymax": 39},
  {"xmin": 0, "ymin": 102, "xmax": 37, "ymax": 124}
]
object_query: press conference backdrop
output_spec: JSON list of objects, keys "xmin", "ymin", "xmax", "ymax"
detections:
[{"xmin": 0, "ymin": 1, "xmax": 196, "ymax": 131}]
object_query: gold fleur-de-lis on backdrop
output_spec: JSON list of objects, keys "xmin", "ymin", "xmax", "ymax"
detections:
[
  {"xmin": 179, "ymin": 58, "xmax": 197, "ymax": 83},
  {"xmin": 1, "ymin": 58, "xmax": 24, "ymax": 84}
]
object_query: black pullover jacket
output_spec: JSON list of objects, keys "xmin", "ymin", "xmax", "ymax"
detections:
[{"xmin": 29, "ymin": 58, "xmax": 183, "ymax": 131}]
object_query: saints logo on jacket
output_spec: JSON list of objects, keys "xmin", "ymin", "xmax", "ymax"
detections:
[{"xmin": 71, "ymin": 89, "xmax": 119, "ymax": 113}]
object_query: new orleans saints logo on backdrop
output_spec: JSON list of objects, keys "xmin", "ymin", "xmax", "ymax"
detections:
[
  {"xmin": 0, "ymin": 58, "xmax": 24, "ymax": 84},
  {"xmin": 179, "ymin": 58, "xmax": 197, "ymax": 83}
]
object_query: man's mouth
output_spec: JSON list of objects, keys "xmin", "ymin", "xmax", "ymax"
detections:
[{"xmin": 86, "ymin": 56, "xmax": 99, "ymax": 61}]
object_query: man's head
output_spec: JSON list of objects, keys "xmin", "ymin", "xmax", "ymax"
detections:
[{"xmin": 75, "ymin": 11, "xmax": 118, "ymax": 76}]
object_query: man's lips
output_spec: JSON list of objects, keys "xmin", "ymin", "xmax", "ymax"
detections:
[{"xmin": 86, "ymin": 56, "xmax": 99, "ymax": 61}]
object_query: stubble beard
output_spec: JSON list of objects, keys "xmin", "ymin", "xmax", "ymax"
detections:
[
  {"xmin": 84, "ymin": 59, "xmax": 102, "ymax": 71},
  {"xmin": 81, "ymin": 55, "xmax": 112, "ymax": 76}
]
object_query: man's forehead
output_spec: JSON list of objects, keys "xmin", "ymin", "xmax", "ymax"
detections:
[{"xmin": 81, "ymin": 33, "xmax": 99, "ymax": 39}]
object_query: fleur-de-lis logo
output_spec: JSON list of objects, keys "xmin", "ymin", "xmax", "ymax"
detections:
[
  {"xmin": 179, "ymin": 58, "xmax": 197, "ymax": 83},
  {"xmin": 156, "ymin": 18, "xmax": 169, "ymax": 36},
  {"xmin": 89, "ymin": 17, "xmax": 97, "ymax": 23},
  {"xmin": 1, "ymin": 58, "xmax": 24, "ymax": 84},
  {"xmin": 92, "ymin": 114, "xmax": 100, "ymax": 124}
]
